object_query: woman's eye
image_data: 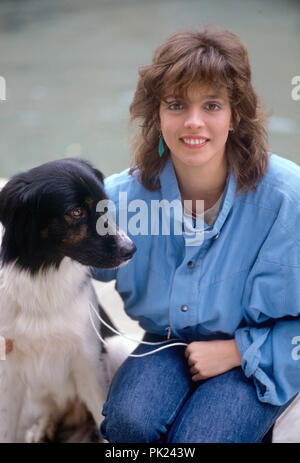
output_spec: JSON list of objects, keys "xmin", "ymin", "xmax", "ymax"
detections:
[
  {"xmin": 167, "ymin": 102, "xmax": 183, "ymax": 110},
  {"xmin": 70, "ymin": 207, "xmax": 83, "ymax": 217},
  {"xmin": 206, "ymin": 103, "xmax": 221, "ymax": 111}
]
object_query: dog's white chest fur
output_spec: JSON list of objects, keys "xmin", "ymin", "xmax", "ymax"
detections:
[
  {"xmin": 0, "ymin": 257, "xmax": 91, "ymax": 346},
  {"xmin": 0, "ymin": 257, "xmax": 106, "ymax": 442}
]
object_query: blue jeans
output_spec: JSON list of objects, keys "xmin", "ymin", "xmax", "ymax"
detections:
[{"xmin": 100, "ymin": 333, "xmax": 291, "ymax": 443}]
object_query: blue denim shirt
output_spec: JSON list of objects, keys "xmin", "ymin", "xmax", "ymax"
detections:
[{"xmin": 93, "ymin": 153, "xmax": 300, "ymax": 406}]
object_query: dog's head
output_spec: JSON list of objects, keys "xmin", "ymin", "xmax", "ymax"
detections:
[{"xmin": 0, "ymin": 158, "xmax": 136, "ymax": 274}]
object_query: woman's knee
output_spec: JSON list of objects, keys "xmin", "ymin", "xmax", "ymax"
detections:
[
  {"xmin": 99, "ymin": 340, "xmax": 192, "ymax": 442},
  {"xmin": 166, "ymin": 368, "xmax": 281, "ymax": 443},
  {"xmin": 100, "ymin": 400, "xmax": 165, "ymax": 443}
]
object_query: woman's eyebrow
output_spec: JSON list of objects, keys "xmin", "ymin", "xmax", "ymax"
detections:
[
  {"xmin": 205, "ymin": 94, "xmax": 224, "ymax": 99},
  {"xmin": 162, "ymin": 94, "xmax": 226, "ymax": 102},
  {"xmin": 163, "ymin": 95, "xmax": 182, "ymax": 101}
]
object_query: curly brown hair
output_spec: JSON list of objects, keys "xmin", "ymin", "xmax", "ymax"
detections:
[{"xmin": 129, "ymin": 26, "xmax": 269, "ymax": 194}]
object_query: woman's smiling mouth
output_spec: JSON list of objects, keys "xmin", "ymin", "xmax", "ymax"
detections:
[{"xmin": 180, "ymin": 137, "xmax": 210, "ymax": 148}]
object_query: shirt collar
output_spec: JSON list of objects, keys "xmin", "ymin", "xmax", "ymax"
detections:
[{"xmin": 159, "ymin": 156, "xmax": 237, "ymax": 239}]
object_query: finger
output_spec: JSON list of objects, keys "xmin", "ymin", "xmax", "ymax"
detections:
[
  {"xmin": 184, "ymin": 347, "xmax": 191, "ymax": 359},
  {"xmin": 189, "ymin": 366, "xmax": 199, "ymax": 375},
  {"xmin": 192, "ymin": 373, "xmax": 202, "ymax": 382},
  {"xmin": 187, "ymin": 356, "xmax": 197, "ymax": 367},
  {"xmin": 184, "ymin": 342, "xmax": 197, "ymax": 358}
]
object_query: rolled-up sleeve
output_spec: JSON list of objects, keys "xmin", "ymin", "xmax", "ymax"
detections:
[
  {"xmin": 235, "ymin": 317, "xmax": 300, "ymax": 405},
  {"xmin": 235, "ymin": 249, "xmax": 300, "ymax": 405}
]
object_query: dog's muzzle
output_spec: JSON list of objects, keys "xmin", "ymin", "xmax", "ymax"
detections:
[{"xmin": 116, "ymin": 229, "xmax": 136, "ymax": 262}]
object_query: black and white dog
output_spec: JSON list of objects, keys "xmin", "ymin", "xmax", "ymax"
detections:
[{"xmin": 0, "ymin": 158, "xmax": 136, "ymax": 443}]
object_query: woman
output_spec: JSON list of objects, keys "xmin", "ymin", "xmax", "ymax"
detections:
[{"xmin": 95, "ymin": 26, "xmax": 300, "ymax": 443}]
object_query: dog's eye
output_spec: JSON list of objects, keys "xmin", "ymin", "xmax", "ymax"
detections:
[{"xmin": 70, "ymin": 207, "xmax": 83, "ymax": 218}]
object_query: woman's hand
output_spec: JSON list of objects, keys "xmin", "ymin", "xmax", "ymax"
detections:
[{"xmin": 184, "ymin": 339, "xmax": 242, "ymax": 382}]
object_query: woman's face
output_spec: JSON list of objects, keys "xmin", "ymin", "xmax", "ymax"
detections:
[{"xmin": 159, "ymin": 83, "xmax": 233, "ymax": 171}]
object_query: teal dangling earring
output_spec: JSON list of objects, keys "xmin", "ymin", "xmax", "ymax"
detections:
[{"xmin": 158, "ymin": 135, "xmax": 165, "ymax": 157}]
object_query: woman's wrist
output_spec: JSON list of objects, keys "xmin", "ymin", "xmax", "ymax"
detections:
[{"xmin": 226, "ymin": 339, "xmax": 242, "ymax": 369}]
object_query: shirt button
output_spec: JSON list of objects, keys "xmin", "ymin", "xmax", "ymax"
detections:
[
  {"xmin": 187, "ymin": 261, "xmax": 195, "ymax": 269},
  {"xmin": 181, "ymin": 305, "xmax": 188, "ymax": 312}
]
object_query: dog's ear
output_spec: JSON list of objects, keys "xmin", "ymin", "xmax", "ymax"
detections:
[
  {"xmin": 91, "ymin": 167, "xmax": 105, "ymax": 185},
  {"xmin": 75, "ymin": 158, "xmax": 106, "ymax": 185},
  {"xmin": 13, "ymin": 200, "xmax": 39, "ymax": 258},
  {"xmin": 0, "ymin": 180, "xmax": 16, "ymax": 227},
  {"xmin": 64, "ymin": 158, "xmax": 105, "ymax": 185},
  {"xmin": 0, "ymin": 177, "xmax": 39, "ymax": 256},
  {"xmin": 0, "ymin": 189, "xmax": 5, "ymax": 225}
]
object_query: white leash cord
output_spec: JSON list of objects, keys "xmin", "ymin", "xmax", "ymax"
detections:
[{"xmin": 89, "ymin": 303, "xmax": 188, "ymax": 358}]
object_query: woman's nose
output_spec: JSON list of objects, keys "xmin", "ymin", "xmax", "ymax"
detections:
[{"xmin": 184, "ymin": 107, "xmax": 205, "ymax": 129}]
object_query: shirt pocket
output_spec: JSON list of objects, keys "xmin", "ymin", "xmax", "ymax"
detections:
[{"xmin": 196, "ymin": 269, "xmax": 249, "ymax": 334}]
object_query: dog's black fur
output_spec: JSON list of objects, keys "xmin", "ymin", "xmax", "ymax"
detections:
[{"xmin": 0, "ymin": 157, "xmax": 135, "ymax": 275}]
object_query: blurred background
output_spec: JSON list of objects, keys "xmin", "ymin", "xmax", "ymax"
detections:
[{"xmin": 0, "ymin": 0, "xmax": 299, "ymax": 178}]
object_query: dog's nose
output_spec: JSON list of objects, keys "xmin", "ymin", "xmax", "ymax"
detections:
[{"xmin": 120, "ymin": 241, "xmax": 136, "ymax": 261}]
